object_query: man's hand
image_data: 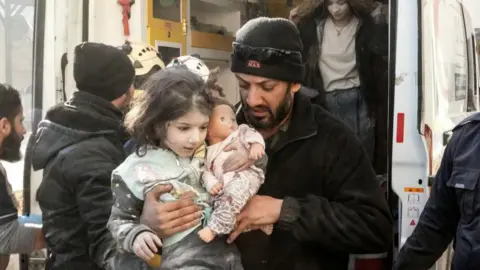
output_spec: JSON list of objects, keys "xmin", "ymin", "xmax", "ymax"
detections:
[
  {"xmin": 227, "ymin": 195, "xmax": 283, "ymax": 243},
  {"xmin": 140, "ymin": 184, "xmax": 203, "ymax": 238},
  {"xmin": 249, "ymin": 143, "xmax": 265, "ymax": 161},
  {"xmin": 223, "ymin": 139, "xmax": 255, "ymax": 172}
]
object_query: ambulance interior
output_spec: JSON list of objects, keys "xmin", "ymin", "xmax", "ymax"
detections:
[{"xmin": 0, "ymin": 0, "xmax": 479, "ymax": 269}]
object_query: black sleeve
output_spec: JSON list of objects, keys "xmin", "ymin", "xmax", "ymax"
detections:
[
  {"xmin": 368, "ymin": 23, "xmax": 389, "ymax": 58},
  {"xmin": 362, "ymin": 13, "xmax": 388, "ymax": 58},
  {"xmin": 277, "ymin": 132, "xmax": 393, "ymax": 254},
  {"xmin": 63, "ymin": 152, "xmax": 118, "ymax": 269},
  {"xmin": 393, "ymin": 129, "xmax": 461, "ymax": 270}
]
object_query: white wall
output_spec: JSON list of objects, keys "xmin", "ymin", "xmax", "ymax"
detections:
[
  {"xmin": 89, "ymin": 0, "xmax": 146, "ymax": 45},
  {"xmin": 462, "ymin": 0, "xmax": 480, "ymax": 28}
]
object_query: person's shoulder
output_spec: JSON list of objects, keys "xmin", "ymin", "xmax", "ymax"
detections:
[
  {"xmin": 117, "ymin": 148, "xmax": 184, "ymax": 179},
  {"xmin": 64, "ymin": 136, "xmax": 121, "ymax": 159},
  {"xmin": 447, "ymin": 113, "xmax": 480, "ymax": 150},
  {"xmin": 60, "ymin": 136, "xmax": 124, "ymax": 175},
  {"xmin": 454, "ymin": 113, "xmax": 480, "ymax": 132},
  {"xmin": 113, "ymin": 148, "xmax": 186, "ymax": 196}
]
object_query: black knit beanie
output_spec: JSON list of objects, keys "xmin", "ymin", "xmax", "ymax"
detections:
[
  {"xmin": 231, "ymin": 17, "xmax": 304, "ymax": 82},
  {"xmin": 74, "ymin": 42, "xmax": 135, "ymax": 101}
]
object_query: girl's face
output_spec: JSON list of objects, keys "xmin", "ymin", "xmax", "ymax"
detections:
[
  {"xmin": 164, "ymin": 110, "xmax": 209, "ymax": 158},
  {"xmin": 327, "ymin": 0, "xmax": 351, "ymax": 21}
]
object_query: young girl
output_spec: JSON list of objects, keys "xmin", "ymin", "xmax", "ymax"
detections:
[{"xmin": 107, "ymin": 68, "xmax": 242, "ymax": 270}]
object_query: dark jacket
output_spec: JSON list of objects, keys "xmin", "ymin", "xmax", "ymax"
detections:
[
  {"xmin": 295, "ymin": 0, "xmax": 386, "ymax": 113},
  {"xmin": 393, "ymin": 113, "xmax": 480, "ymax": 270},
  {"xmin": 32, "ymin": 91, "xmax": 128, "ymax": 270},
  {"xmin": 235, "ymin": 92, "xmax": 393, "ymax": 270},
  {"xmin": 0, "ymin": 165, "xmax": 17, "ymax": 226}
]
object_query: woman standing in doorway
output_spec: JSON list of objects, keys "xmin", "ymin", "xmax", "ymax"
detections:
[{"xmin": 292, "ymin": 0, "xmax": 387, "ymax": 166}]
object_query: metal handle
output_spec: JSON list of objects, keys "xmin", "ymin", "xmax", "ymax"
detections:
[{"xmin": 182, "ymin": 18, "xmax": 187, "ymax": 36}]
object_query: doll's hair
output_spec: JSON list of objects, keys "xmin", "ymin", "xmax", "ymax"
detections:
[
  {"xmin": 211, "ymin": 96, "xmax": 235, "ymax": 112},
  {"xmin": 206, "ymin": 67, "xmax": 236, "ymax": 112},
  {"xmin": 205, "ymin": 66, "xmax": 226, "ymax": 98},
  {"xmin": 125, "ymin": 67, "xmax": 222, "ymax": 156}
]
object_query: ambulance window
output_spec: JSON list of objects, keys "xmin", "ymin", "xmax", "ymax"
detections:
[
  {"xmin": 0, "ymin": 1, "xmax": 35, "ymax": 210},
  {"xmin": 153, "ymin": 0, "xmax": 181, "ymax": 22}
]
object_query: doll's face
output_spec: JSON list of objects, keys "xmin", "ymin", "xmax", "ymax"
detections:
[
  {"xmin": 327, "ymin": 0, "xmax": 351, "ymax": 21},
  {"xmin": 208, "ymin": 104, "xmax": 238, "ymax": 142}
]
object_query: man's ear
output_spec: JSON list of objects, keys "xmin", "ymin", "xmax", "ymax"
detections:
[
  {"xmin": 290, "ymin": 83, "xmax": 302, "ymax": 93},
  {"xmin": 0, "ymin": 118, "xmax": 11, "ymax": 137}
]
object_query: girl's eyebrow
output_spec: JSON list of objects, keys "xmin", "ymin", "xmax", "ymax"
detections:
[
  {"xmin": 173, "ymin": 121, "xmax": 210, "ymax": 126},
  {"xmin": 172, "ymin": 121, "xmax": 191, "ymax": 125}
]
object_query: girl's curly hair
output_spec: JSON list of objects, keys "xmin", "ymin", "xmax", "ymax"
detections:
[{"xmin": 125, "ymin": 67, "xmax": 223, "ymax": 156}]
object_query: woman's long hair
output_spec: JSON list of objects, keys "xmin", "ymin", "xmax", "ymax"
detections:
[{"xmin": 292, "ymin": 0, "xmax": 375, "ymax": 25}]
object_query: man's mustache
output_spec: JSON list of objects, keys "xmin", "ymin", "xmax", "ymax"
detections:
[{"xmin": 244, "ymin": 105, "xmax": 272, "ymax": 116}]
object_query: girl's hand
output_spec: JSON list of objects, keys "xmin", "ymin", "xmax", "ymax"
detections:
[
  {"xmin": 209, "ymin": 183, "xmax": 223, "ymax": 195},
  {"xmin": 249, "ymin": 143, "xmax": 265, "ymax": 161},
  {"xmin": 132, "ymin": 231, "xmax": 162, "ymax": 262}
]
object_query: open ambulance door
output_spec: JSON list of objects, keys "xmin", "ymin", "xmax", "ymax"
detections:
[
  {"xmin": 390, "ymin": 0, "xmax": 479, "ymax": 269},
  {"xmin": 385, "ymin": 0, "xmax": 429, "ymax": 263}
]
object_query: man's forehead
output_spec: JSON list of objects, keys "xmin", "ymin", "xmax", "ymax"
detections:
[{"xmin": 235, "ymin": 73, "xmax": 278, "ymax": 84}]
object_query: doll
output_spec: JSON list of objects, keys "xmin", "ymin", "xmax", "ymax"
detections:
[{"xmin": 198, "ymin": 100, "xmax": 273, "ymax": 242}]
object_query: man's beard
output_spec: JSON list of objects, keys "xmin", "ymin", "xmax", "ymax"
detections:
[
  {"xmin": 1, "ymin": 131, "xmax": 24, "ymax": 162},
  {"xmin": 241, "ymin": 88, "xmax": 293, "ymax": 130}
]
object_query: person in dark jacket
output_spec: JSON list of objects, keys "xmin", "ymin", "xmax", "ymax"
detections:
[
  {"xmin": 0, "ymin": 84, "xmax": 45, "ymax": 269},
  {"xmin": 32, "ymin": 42, "xmax": 135, "ymax": 270},
  {"xmin": 139, "ymin": 17, "xmax": 393, "ymax": 270},
  {"xmin": 393, "ymin": 113, "xmax": 480, "ymax": 270},
  {"xmin": 292, "ymin": 0, "xmax": 388, "ymax": 174}
]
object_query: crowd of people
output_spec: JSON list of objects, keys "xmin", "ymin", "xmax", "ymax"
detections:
[{"xmin": 0, "ymin": 1, "xmax": 477, "ymax": 270}]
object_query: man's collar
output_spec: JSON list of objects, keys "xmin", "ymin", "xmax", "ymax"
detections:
[{"xmin": 279, "ymin": 119, "xmax": 290, "ymax": 132}]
